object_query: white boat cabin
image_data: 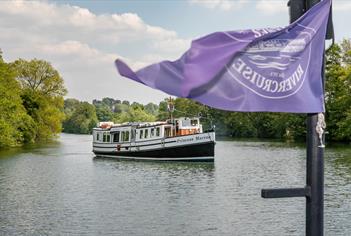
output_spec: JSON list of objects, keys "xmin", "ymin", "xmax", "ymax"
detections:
[{"xmin": 93, "ymin": 117, "xmax": 203, "ymax": 144}]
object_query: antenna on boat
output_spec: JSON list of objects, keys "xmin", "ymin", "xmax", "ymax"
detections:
[
  {"xmin": 167, "ymin": 96, "xmax": 175, "ymax": 118},
  {"xmin": 167, "ymin": 96, "xmax": 175, "ymax": 136}
]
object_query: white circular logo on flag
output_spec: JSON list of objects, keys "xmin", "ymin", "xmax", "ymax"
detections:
[{"xmin": 226, "ymin": 25, "xmax": 314, "ymax": 99}]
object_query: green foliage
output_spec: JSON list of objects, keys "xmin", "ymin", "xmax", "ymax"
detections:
[
  {"xmin": 102, "ymin": 97, "xmax": 115, "ymax": 108},
  {"xmin": 131, "ymin": 102, "xmax": 144, "ymax": 110},
  {"xmin": 93, "ymin": 97, "xmax": 158, "ymax": 124},
  {"xmin": 114, "ymin": 106, "xmax": 156, "ymax": 123},
  {"xmin": 10, "ymin": 58, "xmax": 67, "ymax": 141},
  {"xmin": 114, "ymin": 103, "xmax": 129, "ymax": 113},
  {"xmin": 219, "ymin": 112, "xmax": 305, "ymax": 140},
  {"xmin": 144, "ymin": 103, "xmax": 159, "ymax": 116},
  {"xmin": 122, "ymin": 100, "xmax": 130, "ymax": 106},
  {"xmin": 336, "ymin": 109, "xmax": 351, "ymax": 140},
  {"xmin": 157, "ymin": 99, "xmax": 169, "ymax": 121},
  {"xmin": 0, "ymin": 53, "xmax": 36, "ymax": 147},
  {"xmin": 325, "ymin": 40, "xmax": 351, "ymax": 141},
  {"xmin": 63, "ymin": 97, "xmax": 158, "ymax": 133},
  {"xmin": 0, "ymin": 54, "xmax": 67, "ymax": 147},
  {"xmin": 155, "ymin": 97, "xmax": 307, "ymax": 140},
  {"xmin": 36, "ymin": 96, "xmax": 65, "ymax": 140},
  {"xmin": 95, "ymin": 105, "xmax": 114, "ymax": 121},
  {"xmin": 63, "ymin": 99, "xmax": 98, "ymax": 134},
  {"xmin": 223, "ymin": 112, "xmax": 256, "ymax": 137},
  {"xmin": 157, "ymin": 98, "xmax": 208, "ymax": 120},
  {"xmin": 12, "ymin": 59, "xmax": 67, "ymax": 97}
]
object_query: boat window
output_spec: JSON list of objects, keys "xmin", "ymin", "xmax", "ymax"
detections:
[
  {"xmin": 165, "ymin": 127, "xmax": 171, "ymax": 137},
  {"xmin": 139, "ymin": 130, "xmax": 143, "ymax": 139},
  {"xmin": 113, "ymin": 131, "xmax": 120, "ymax": 142},
  {"xmin": 151, "ymin": 128, "xmax": 155, "ymax": 137},
  {"xmin": 124, "ymin": 131, "xmax": 130, "ymax": 142},
  {"xmin": 103, "ymin": 133, "xmax": 106, "ymax": 142},
  {"xmin": 106, "ymin": 133, "xmax": 111, "ymax": 142},
  {"xmin": 182, "ymin": 119, "xmax": 191, "ymax": 127},
  {"xmin": 121, "ymin": 131, "xmax": 129, "ymax": 142},
  {"xmin": 156, "ymin": 127, "xmax": 160, "ymax": 136},
  {"xmin": 96, "ymin": 132, "xmax": 100, "ymax": 141},
  {"xmin": 191, "ymin": 119, "xmax": 198, "ymax": 126},
  {"xmin": 131, "ymin": 129, "xmax": 135, "ymax": 140},
  {"xmin": 144, "ymin": 129, "xmax": 148, "ymax": 139}
]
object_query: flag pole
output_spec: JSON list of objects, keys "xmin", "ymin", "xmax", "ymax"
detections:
[
  {"xmin": 306, "ymin": 113, "xmax": 324, "ymax": 236},
  {"xmin": 261, "ymin": 1, "xmax": 332, "ymax": 235},
  {"xmin": 305, "ymin": 0, "xmax": 330, "ymax": 234}
]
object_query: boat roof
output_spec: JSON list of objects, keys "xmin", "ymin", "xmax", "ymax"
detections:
[
  {"xmin": 93, "ymin": 121, "xmax": 168, "ymax": 130},
  {"xmin": 94, "ymin": 117, "xmax": 201, "ymax": 130}
]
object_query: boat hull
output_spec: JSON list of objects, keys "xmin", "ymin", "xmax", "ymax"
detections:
[{"xmin": 94, "ymin": 141, "xmax": 215, "ymax": 162}]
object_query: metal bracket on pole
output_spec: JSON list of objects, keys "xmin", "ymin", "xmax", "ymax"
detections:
[{"xmin": 261, "ymin": 187, "xmax": 311, "ymax": 198}]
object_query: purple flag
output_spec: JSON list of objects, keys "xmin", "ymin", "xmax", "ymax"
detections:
[{"xmin": 116, "ymin": 0, "xmax": 331, "ymax": 113}]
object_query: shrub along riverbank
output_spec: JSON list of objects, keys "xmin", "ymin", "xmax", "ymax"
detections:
[{"xmin": 1, "ymin": 40, "xmax": 350, "ymax": 148}]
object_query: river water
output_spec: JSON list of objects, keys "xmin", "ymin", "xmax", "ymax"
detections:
[{"xmin": 0, "ymin": 133, "xmax": 350, "ymax": 236}]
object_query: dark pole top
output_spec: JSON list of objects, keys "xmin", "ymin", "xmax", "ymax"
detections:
[{"xmin": 287, "ymin": 0, "xmax": 306, "ymax": 23}]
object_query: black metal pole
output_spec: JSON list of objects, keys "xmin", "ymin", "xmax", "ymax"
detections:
[
  {"xmin": 262, "ymin": 1, "xmax": 330, "ymax": 235},
  {"xmin": 305, "ymin": 1, "xmax": 326, "ymax": 235},
  {"xmin": 306, "ymin": 113, "xmax": 324, "ymax": 236}
]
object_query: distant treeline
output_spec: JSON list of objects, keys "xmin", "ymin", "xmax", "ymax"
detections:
[
  {"xmin": 62, "ymin": 96, "xmax": 309, "ymax": 139},
  {"xmin": 62, "ymin": 98, "xmax": 158, "ymax": 134},
  {"xmin": 1, "ymin": 39, "xmax": 350, "ymax": 148}
]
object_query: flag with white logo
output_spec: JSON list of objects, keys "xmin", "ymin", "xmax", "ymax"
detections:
[{"xmin": 115, "ymin": 0, "xmax": 331, "ymax": 113}]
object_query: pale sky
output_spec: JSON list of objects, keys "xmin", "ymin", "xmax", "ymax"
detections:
[{"xmin": 1, "ymin": 0, "xmax": 350, "ymax": 104}]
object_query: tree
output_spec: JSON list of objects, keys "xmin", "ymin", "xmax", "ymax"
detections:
[
  {"xmin": 0, "ymin": 53, "xmax": 35, "ymax": 147},
  {"xmin": 340, "ymin": 39, "xmax": 351, "ymax": 65},
  {"xmin": 144, "ymin": 103, "xmax": 159, "ymax": 116},
  {"xmin": 122, "ymin": 100, "xmax": 130, "ymax": 106},
  {"xmin": 102, "ymin": 97, "xmax": 115, "ymax": 109},
  {"xmin": 64, "ymin": 98, "xmax": 80, "ymax": 117},
  {"xmin": 158, "ymin": 98, "xmax": 208, "ymax": 120},
  {"xmin": 63, "ymin": 101, "xmax": 98, "ymax": 134},
  {"xmin": 157, "ymin": 99, "xmax": 169, "ymax": 121},
  {"xmin": 131, "ymin": 102, "xmax": 144, "ymax": 110},
  {"xmin": 114, "ymin": 103, "xmax": 130, "ymax": 113},
  {"xmin": 224, "ymin": 112, "xmax": 257, "ymax": 137},
  {"xmin": 114, "ymin": 106, "xmax": 156, "ymax": 123},
  {"xmin": 11, "ymin": 59, "xmax": 67, "ymax": 140},
  {"xmin": 12, "ymin": 59, "xmax": 67, "ymax": 97},
  {"xmin": 325, "ymin": 41, "xmax": 351, "ymax": 141},
  {"xmin": 95, "ymin": 105, "xmax": 114, "ymax": 121}
]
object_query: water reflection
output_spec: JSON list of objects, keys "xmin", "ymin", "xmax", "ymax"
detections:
[
  {"xmin": 327, "ymin": 145, "xmax": 351, "ymax": 174},
  {"xmin": 323, "ymin": 144, "xmax": 351, "ymax": 236},
  {"xmin": 0, "ymin": 139, "xmax": 61, "ymax": 160},
  {"xmin": 93, "ymin": 156, "xmax": 215, "ymax": 172}
]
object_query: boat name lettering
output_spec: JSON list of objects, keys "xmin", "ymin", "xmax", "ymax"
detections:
[
  {"xmin": 176, "ymin": 138, "xmax": 194, "ymax": 143},
  {"xmin": 196, "ymin": 136, "xmax": 210, "ymax": 140}
]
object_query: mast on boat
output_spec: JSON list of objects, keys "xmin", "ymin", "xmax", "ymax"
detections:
[{"xmin": 167, "ymin": 96, "xmax": 175, "ymax": 137}]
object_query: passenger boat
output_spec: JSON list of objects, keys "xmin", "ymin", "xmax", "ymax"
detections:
[{"xmin": 92, "ymin": 117, "xmax": 215, "ymax": 162}]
